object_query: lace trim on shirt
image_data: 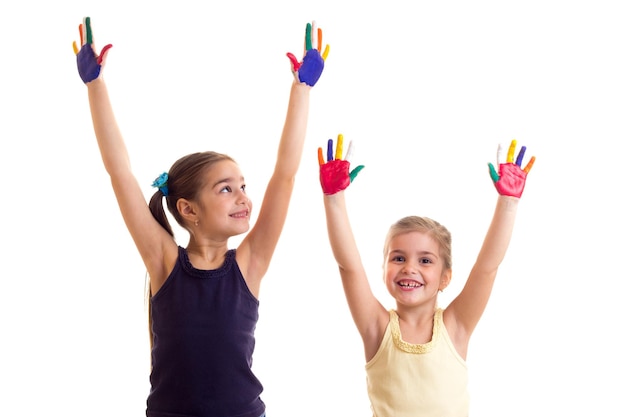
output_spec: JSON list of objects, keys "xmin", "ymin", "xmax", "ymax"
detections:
[
  {"xmin": 389, "ymin": 309, "xmax": 441, "ymax": 354},
  {"xmin": 179, "ymin": 246, "xmax": 236, "ymax": 278}
]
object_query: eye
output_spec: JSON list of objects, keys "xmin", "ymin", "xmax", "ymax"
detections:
[
  {"xmin": 241, "ymin": 184, "xmax": 246, "ymax": 192},
  {"xmin": 220, "ymin": 185, "xmax": 232, "ymax": 193},
  {"xmin": 391, "ymin": 255, "xmax": 405, "ymax": 263},
  {"xmin": 419, "ymin": 258, "xmax": 433, "ymax": 265}
]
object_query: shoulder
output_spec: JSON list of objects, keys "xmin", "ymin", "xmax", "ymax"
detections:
[{"xmin": 149, "ymin": 242, "xmax": 181, "ymax": 296}]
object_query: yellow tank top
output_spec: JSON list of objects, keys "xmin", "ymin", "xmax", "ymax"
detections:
[{"xmin": 365, "ymin": 308, "xmax": 469, "ymax": 417}]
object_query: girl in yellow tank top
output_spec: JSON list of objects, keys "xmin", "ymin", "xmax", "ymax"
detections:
[{"xmin": 317, "ymin": 135, "xmax": 535, "ymax": 416}]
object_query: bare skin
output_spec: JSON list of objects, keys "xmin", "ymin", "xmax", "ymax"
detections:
[
  {"xmin": 323, "ymin": 192, "xmax": 518, "ymax": 361},
  {"xmin": 87, "ymin": 75, "xmax": 311, "ymax": 299}
]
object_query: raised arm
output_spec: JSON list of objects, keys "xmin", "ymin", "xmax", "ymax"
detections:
[
  {"xmin": 447, "ymin": 140, "xmax": 535, "ymax": 350},
  {"xmin": 74, "ymin": 17, "xmax": 176, "ymax": 284},
  {"xmin": 319, "ymin": 135, "xmax": 388, "ymax": 358},
  {"xmin": 238, "ymin": 21, "xmax": 329, "ymax": 291}
]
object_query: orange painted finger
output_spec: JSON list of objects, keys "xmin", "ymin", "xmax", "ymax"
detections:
[
  {"xmin": 317, "ymin": 28, "xmax": 322, "ymax": 51},
  {"xmin": 318, "ymin": 147, "xmax": 325, "ymax": 165},
  {"xmin": 523, "ymin": 156, "xmax": 536, "ymax": 173}
]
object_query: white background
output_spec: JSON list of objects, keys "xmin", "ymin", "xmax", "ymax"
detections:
[{"xmin": 1, "ymin": 1, "xmax": 625, "ymax": 416}]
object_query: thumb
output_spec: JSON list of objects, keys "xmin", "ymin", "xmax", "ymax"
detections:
[
  {"xmin": 97, "ymin": 43, "xmax": 113, "ymax": 65},
  {"xmin": 286, "ymin": 52, "xmax": 301, "ymax": 71},
  {"xmin": 488, "ymin": 162, "xmax": 499, "ymax": 183},
  {"xmin": 349, "ymin": 165, "xmax": 365, "ymax": 182}
]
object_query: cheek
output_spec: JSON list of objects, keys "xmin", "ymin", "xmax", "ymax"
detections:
[{"xmin": 382, "ymin": 266, "xmax": 395, "ymax": 284}]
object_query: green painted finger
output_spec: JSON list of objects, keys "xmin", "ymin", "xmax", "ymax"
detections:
[
  {"xmin": 85, "ymin": 17, "xmax": 93, "ymax": 45},
  {"xmin": 488, "ymin": 162, "xmax": 499, "ymax": 183},
  {"xmin": 305, "ymin": 22, "xmax": 312, "ymax": 51},
  {"xmin": 350, "ymin": 165, "xmax": 365, "ymax": 182}
]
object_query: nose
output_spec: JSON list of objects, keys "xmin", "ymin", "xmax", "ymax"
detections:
[
  {"xmin": 236, "ymin": 190, "xmax": 249, "ymax": 205},
  {"xmin": 401, "ymin": 262, "xmax": 417, "ymax": 275}
]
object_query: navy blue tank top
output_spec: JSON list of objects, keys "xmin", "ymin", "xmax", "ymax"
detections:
[{"xmin": 146, "ymin": 246, "xmax": 265, "ymax": 417}]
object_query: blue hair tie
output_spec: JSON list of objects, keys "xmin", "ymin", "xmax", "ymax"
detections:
[{"xmin": 152, "ymin": 172, "xmax": 169, "ymax": 196}]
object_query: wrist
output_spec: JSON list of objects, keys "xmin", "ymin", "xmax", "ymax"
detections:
[
  {"xmin": 498, "ymin": 195, "xmax": 520, "ymax": 211},
  {"xmin": 324, "ymin": 189, "xmax": 345, "ymax": 200},
  {"xmin": 85, "ymin": 76, "xmax": 105, "ymax": 88},
  {"xmin": 292, "ymin": 79, "xmax": 312, "ymax": 91}
]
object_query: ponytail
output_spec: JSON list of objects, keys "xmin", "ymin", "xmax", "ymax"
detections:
[
  {"xmin": 148, "ymin": 190, "xmax": 174, "ymax": 237},
  {"xmin": 148, "ymin": 152, "xmax": 236, "ymax": 238}
]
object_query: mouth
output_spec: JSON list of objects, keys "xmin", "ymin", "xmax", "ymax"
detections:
[
  {"xmin": 230, "ymin": 209, "xmax": 249, "ymax": 219},
  {"xmin": 397, "ymin": 279, "xmax": 423, "ymax": 290}
]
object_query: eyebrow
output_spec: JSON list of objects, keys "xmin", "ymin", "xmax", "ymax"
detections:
[
  {"xmin": 389, "ymin": 249, "xmax": 437, "ymax": 257},
  {"xmin": 212, "ymin": 176, "xmax": 245, "ymax": 188}
]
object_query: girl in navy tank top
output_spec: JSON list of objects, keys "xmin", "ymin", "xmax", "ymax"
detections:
[{"xmin": 73, "ymin": 16, "xmax": 329, "ymax": 417}]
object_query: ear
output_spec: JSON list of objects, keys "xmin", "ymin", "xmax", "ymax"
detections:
[
  {"xmin": 439, "ymin": 269, "xmax": 452, "ymax": 292},
  {"xmin": 176, "ymin": 198, "xmax": 198, "ymax": 224}
]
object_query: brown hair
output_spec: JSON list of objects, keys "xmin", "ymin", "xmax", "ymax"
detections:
[
  {"xmin": 146, "ymin": 151, "xmax": 236, "ymax": 352},
  {"xmin": 383, "ymin": 216, "xmax": 452, "ymax": 271},
  {"xmin": 148, "ymin": 151, "xmax": 236, "ymax": 237}
]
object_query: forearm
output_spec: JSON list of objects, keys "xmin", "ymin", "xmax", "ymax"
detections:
[
  {"xmin": 324, "ymin": 192, "xmax": 363, "ymax": 272},
  {"xmin": 474, "ymin": 195, "xmax": 519, "ymax": 273},
  {"xmin": 86, "ymin": 78, "xmax": 132, "ymax": 178},
  {"xmin": 243, "ymin": 81, "xmax": 311, "ymax": 262},
  {"xmin": 273, "ymin": 81, "xmax": 311, "ymax": 179}
]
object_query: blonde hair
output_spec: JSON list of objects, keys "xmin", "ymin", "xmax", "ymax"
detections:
[{"xmin": 383, "ymin": 216, "xmax": 452, "ymax": 270}]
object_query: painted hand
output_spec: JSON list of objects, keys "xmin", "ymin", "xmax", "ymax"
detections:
[
  {"xmin": 286, "ymin": 21, "xmax": 330, "ymax": 86},
  {"xmin": 318, "ymin": 134, "xmax": 365, "ymax": 195},
  {"xmin": 72, "ymin": 17, "xmax": 113, "ymax": 83},
  {"xmin": 488, "ymin": 139, "xmax": 536, "ymax": 198}
]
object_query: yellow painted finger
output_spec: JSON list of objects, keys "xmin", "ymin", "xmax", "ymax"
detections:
[
  {"xmin": 321, "ymin": 44, "xmax": 330, "ymax": 61},
  {"xmin": 336, "ymin": 134, "xmax": 344, "ymax": 160},
  {"xmin": 507, "ymin": 139, "xmax": 517, "ymax": 163},
  {"xmin": 72, "ymin": 41, "xmax": 79, "ymax": 55}
]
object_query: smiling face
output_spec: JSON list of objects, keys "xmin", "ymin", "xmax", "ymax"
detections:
[
  {"xmin": 193, "ymin": 159, "xmax": 252, "ymax": 239},
  {"xmin": 383, "ymin": 228, "xmax": 451, "ymax": 309}
]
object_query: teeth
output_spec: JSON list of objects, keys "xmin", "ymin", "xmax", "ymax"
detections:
[{"xmin": 399, "ymin": 282, "xmax": 422, "ymax": 288}]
